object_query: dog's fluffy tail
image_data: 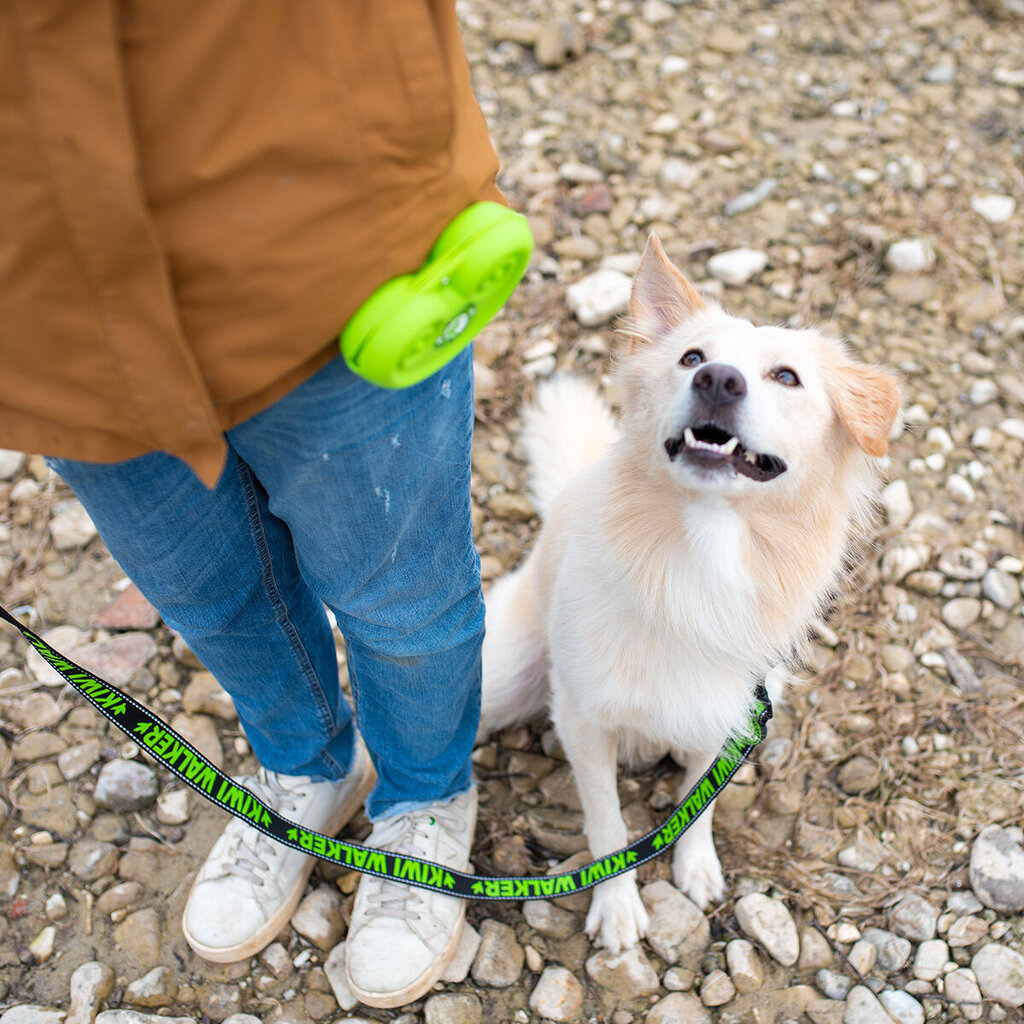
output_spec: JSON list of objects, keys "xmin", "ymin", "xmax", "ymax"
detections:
[
  {"xmin": 479, "ymin": 564, "xmax": 549, "ymax": 735},
  {"xmin": 522, "ymin": 376, "xmax": 618, "ymax": 519}
]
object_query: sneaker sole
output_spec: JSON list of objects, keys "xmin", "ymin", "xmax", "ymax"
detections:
[
  {"xmin": 182, "ymin": 753, "xmax": 377, "ymax": 964},
  {"xmin": 346, "ymin": 910, "xmax": 466, "ymax": 1009}
]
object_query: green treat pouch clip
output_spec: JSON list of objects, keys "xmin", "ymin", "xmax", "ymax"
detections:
[{"xmin": 340, "ymin": 202, "xmax": 534, "ymax": 389}]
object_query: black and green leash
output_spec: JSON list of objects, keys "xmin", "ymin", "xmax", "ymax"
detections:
[{"xmin": 0, "ymin": 602, "xmax": 771, "ymax": 901}]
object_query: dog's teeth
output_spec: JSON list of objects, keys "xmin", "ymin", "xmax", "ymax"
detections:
[
  {"xmin": 721, "ymin": 436, "xmax": 739, "ymax": 455},
  {"xmin": 745, "ymin": 451, "xmax": 757, "ymax": 464},
  {"xmin": 684, "ymin": 428, "xmax": 696, "ymax": 448}
]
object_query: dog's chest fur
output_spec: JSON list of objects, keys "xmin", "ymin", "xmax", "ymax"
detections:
[{"xmin": 543, "ymin": 485, "xmax": 764, "ymax": 753}]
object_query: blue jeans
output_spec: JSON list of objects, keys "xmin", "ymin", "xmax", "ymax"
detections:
[{"xmin": 48, "ymin": 350, "xmax": 482, "ymax": 819}]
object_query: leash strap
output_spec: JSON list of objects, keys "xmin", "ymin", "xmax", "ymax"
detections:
[{"xmin": 0, "ymin": 603, "xmax": 771, "ymax": 901}]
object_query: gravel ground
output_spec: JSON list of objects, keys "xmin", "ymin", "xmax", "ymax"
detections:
[{"xmin": 1, "ymin": 0, "xmax": 1023, "ymax": 1022}]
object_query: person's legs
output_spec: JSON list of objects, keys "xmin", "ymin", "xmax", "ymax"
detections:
[
  {"xmin": 47, "ymin": 447, "xmax": 356, "ymax": 781},
  {"xmin": 47, "ymin": 445, "xmax": 374, "ymax": 963},
  {"xmin": 227, "ymin": 349, "xmax": 483, "ymax": 1005},
  {"xmin": 228, "ymin": 347, "xmax": 483, "ymax": 821}
]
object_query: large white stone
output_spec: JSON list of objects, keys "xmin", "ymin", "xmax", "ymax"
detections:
[
  {"xmin": 971, "ymin": 194, "xmax": 1016, "ymax": 224},
  {"xmin": 49, "ymin": 499, "xmax": 98, "ymax": 551},
  {"xmin": 972, "ymin": 942, "xmax": 1024, "ymax": 1007},
  {"xmin": 566, "ymin": 269, "xmax": 633, "ymax": 326},
  {"xmin": 528, "ymin": 966, "xmax": 583, "ymax": 1022},
  {"xmin": 734, "ymin": 893, "xmax": 799, "ymax": 966},
  {"xmin": 0, "ymin": 449, "xmax": 25, "ymax": 480},
  {"xmin": 706, "ymin": 248, "xmax": 768, "ymax": 286},
  {"xmin": 885, "ymin": 238, "xmax": 936, "ymax": 274}
]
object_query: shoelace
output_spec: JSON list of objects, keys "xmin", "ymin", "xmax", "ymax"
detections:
[
  {"xmin": 216, "ymin": 770, "xmax": 303, "ymax": 888},
  {"xmin": 364, "ymin": 806, "xmax": 467, "ymax": 919}
]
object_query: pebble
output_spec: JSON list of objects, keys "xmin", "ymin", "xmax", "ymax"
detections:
[
  {"xmin": 68, "ymin": 839, "xmax": 118, "ymax": 882},
  {"xmin": 912, "ymin": 938, "xmax": 949, "ymax": 981},
  {"xmin": 981, "ymin": 568, "xmax": 1019, "ymax": 609},
  {"xmin": 861, "ymin": 929, "xmax": 912, "ymax": 971},
  {"xmin": 28, "ymin": 925, "xmax": 56, "ymax": 961},
  {"xmin": 471, "ymin": 919, "xmax": 524, "ymax": 988},
  {"xmin": 885, "ymin": 239, "xmax": 936, "ymax": 274},
  {"xmin": 0, "ymin": 1011, "xmax": 65, "ymax": 1024},
  {"xmin": 878, "ymin": 990, "xmax": 925, "ymax": 1024},
  {"xmin": 113, "ymin": 908, "xmax": 162, "ymax": 969},
  {"xmin": 723, "ymin": 178, "xmax": 777, "ymax": 217},
  {"xmin": 155, "ymin": 789, "xmax": 189, "ymax": 826},
  {"xmin": 91, "ymin": 585, "xmax": 160, "ymax": 630},
  {"xmin": 944, "ymin": 969, "xmax": 983, "ymax": 1020},
  {"xmin": 945, "ymin": 474, "xmax": 975, "ymax": 504},
  {"xmin": 74, "ymin": 633, "xmax": 158, "ymax": 690},
  {"xmin": 699, "ymin": 969, "xmax": 735, "ymax": 1006},
  {"xmin": 971, "ymin": 942, "xmax": 1024, "ymax": 1007},
  {"xmin": 424, "ymin": 994, "xmax": 482, "ymax": 1024},
  {"xmin": 969, "ymin": 825, "xmax": 1024, "ymax": 913},
  {"xmin": 290, "ymin": 887, "xmax": 345, "ymax": 950},
  {"xmin": 58, "ymin": 741, "xmax": 102, "ymax": 781},
  {"xmin": 843, "ymin": 986, "xmax": 896, "ymax": 1024},
  {"xmin": 49, "ymin": 499, "xmax": 98, "ymax": 550},
  {"xmin": 970, "ymin": 194, "xmax": 1016, "ymax": 224},
  {"xmin": 96, "ymin": 881, "xmax": 143, "ymax": 916},
  {"xmin": 848, "ymin": 939, "xmax": 878, "ymax": 975},
  {"xmin": 528, "ymin": 966, "xmax": 583, "ymax": 1022},
  {"xmin": 322, "ymin": 943, "xmax": 359, "ymax": 1012},
  {"xmin": 181, "ymin": 672, "xmax": 236, "ymax": 719},
  {"xmin": 533, "ymin": 19, "xmax": 585, "ymax": 67},
  {"xmin": 880, "ymin": 479, "xmax": 913, "ymax": 526},
  {"xmin": 584, "ymin": 946, "xmax": 660, "ymax": 999},
  {"xmin": 169, "ymin": 712, "xmax": 224, "ymax": 768},
  {"xmin": 566, "ymin": 269, "xmax": 632, "ymax": 326},
  {"xmin": 891, "ymin": 893, "xmax": 938, "ymax": 942},
  {"xmin": 646, "ymin": 993, "xmax": 711, "ymax": 1024},
  {"xmin": 734, "ymin": 893, "xmax": 799, "ymax": 966},
  {"xmin": 940, "ymin": 596, "xmax": 982, "ymax": 629},
  {"xmin": 440, "ymin": 922, "xmax": 481, "ymax": 984},
  {"xmin": 880, "ymin": 541, "xmax": 931, "ymax": 582},
  {"xmin": 522, "ymin": 898, "xmax": 577, "ymax": 939},
  {"xmin": 816, "ymin": 969, "xmax": 852, "ymax": 1000},
  {"xmin": 937, "ymin": 546, "xmax": 988, "ymax": 581},
  {"xmin": 93, "ymin": 760, "xmax": 159, "ymax": 812},
  {"xmin": 725, "ymin": 938, "xmax": 763, "ymax": 993},
  {"xmin": 67, "ymin": 962, "xmax": 115, "ymax": 1024},
  {"xmin": 45, "ymin": 892, "xmax": 68, "ymax": 921},
  {"xmin": 641, "ymin": 880, "xmax": 709, "ymax": 967},
  {"xmin": 659, "ymin": 158, "xmax": 700, "ymax": 191},
  {"xmin": 706, "ymin": 248, "xmax": 768, "ymax": 286},
  {"xmin": 0, "ymin": 449, "xmax": 25, "ymax": 480},
  {"xmin": 197, "ymin": 985, "xmax": 240, "ymax": 1023},
  {"xmin": 123, "ymin": 968, "xmax": 177, "ymax": 1009},
  {"xmin": 837, "ymin": 755, "xmax": 881, "ymax": 795},
  {"xmin": 95, "ymin": 1013, "xmax": 193, "ymax": 1024}
]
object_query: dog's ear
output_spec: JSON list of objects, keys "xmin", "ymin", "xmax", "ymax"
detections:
[
  {"xmin": 629, "ymin": 234, "xmax": 706, "ymax": 344},
  {"xmin": 831, "ymin": 362, "xmax": 902, "ymax": 457}
]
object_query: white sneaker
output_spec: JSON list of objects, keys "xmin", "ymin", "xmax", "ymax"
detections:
[
  {"xmin": 182, "ymin": 739, "xmax": 376, "ymax": 963},
  {"xmin": 345, "ymin": 788, "xmax": 477, "ymax": 1008}
]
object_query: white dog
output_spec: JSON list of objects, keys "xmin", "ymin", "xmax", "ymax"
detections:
[{"xmin": 480, "ymin": 234, "xmax": 901, "ymax": 953}]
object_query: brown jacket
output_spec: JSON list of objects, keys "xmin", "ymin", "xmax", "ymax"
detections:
[{"xmin": 0, "ymin": 0, "xmax": 501, "ymax": 486}]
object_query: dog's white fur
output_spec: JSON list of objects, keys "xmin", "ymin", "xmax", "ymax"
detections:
[{"xmin": 480, "ymin": 234, "xmax": 901, "ymax": 953}]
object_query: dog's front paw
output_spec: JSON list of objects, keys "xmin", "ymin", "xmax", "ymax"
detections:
[
  {"xmin": 673, "ymin": 845, "xmax": 725, "ymax": 909},
  {"xmin": 585, "ymin": 875, "xmax": 650, "ymax": 953}
]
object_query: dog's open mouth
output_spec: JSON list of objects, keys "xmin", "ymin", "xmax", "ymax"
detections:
[{"xmin": 664, "ymin": 424, "xmax": 787, "ymax": 482}]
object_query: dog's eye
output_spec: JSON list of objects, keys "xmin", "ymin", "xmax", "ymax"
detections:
[
  {"xmin": 679, "ymin": 349, "xmax": 705, "ymax": 368},
  {"xmin": 771, "ymin": 366, "xmax": 801, "ymax": 387}
]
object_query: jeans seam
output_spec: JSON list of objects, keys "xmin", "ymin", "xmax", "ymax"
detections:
[{"xmin": 237, "ymin": 460, "xmax": 344, "ymax": 778}]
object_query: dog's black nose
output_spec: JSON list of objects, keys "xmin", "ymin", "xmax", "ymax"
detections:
[{"xmin": 692, "ymin": 363, "xmax": 746, "ymax": 407}]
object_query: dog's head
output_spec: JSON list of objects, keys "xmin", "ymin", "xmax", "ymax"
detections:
[{"xmin": 617, "ymin": 234, "xmax": 901, "ymax": 499}]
